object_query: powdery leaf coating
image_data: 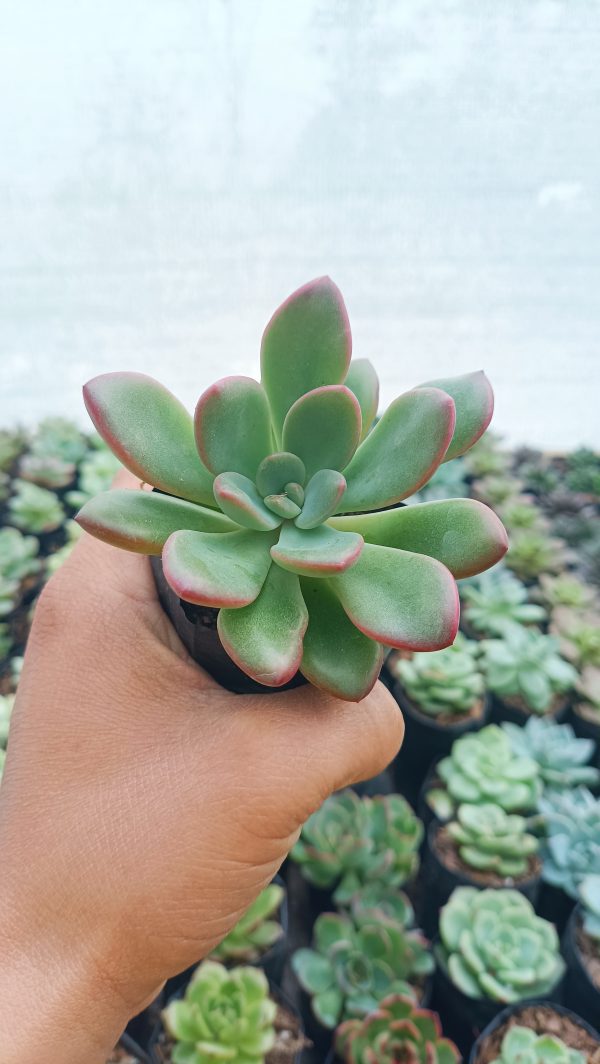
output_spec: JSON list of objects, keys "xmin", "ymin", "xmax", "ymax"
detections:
[
  {"xmin": 271, "ymin": 522, "xmax": 364, "ymax": 577},
  {"xmin": 213, "ymin": 472, "xmax": 281, "ymax": 531},
  {"xmin": 162, "ymin": 528, "xmax": 276, "ymax": 607},
  {"xmin": 295, "ymin": 470, "xmax": 347, "ymax": 530},
  {"xmin": 195, "ymin": 376, "xmax": 273, "ymax": 479},
  {"xmin": 282, "ymin": 385, "xmax": 361, "ymax": 479}
]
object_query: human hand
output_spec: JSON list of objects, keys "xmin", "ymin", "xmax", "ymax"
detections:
[{"xmin": 0, "ymin": 475, "xmax": 403, "ymax": 1064}]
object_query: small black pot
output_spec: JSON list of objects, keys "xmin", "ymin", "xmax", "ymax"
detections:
[
  {"xmin": 569, "ymin": 704, "xmax": 600, "ymax": 767},
  {"xmin": 417, "ymin": 758, "xmax": 447, "ymax": 832},
  {"xmin": 116, "ymin": 1031, "xmax": 153, "ymax": 1064},
  {"xmin": 391, "ymin": 686, "xmax": 490, "ymax": 806},
  {"xmin": 422, "ymin": 821, "xmax": 541, "ymax": 938},
  {"xmin": 150, "ymin": 555, "xmax": 307, "ymax": 694},
  {"xmin": 123, "ymin": 993, "xmax": 165, "ymax": 1061},
  {"xmin": 469, "ymin": 999, "xmax": 600, "ymax": 1064},
  {"xmin": 432, "ymin": 950, "xmax": 564, "ymax": 1055},
  {"xmin": 562, "ymin": 906, "xmax": 600, "ymax": 1029},
  {"xmin": 536, "ymin": 880, "xmax": 576, "ymax": 938}
]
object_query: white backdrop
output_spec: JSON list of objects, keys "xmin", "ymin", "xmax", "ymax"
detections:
[{"xmin": 1, "ymin": 0, "xmax": 599, "ymax": 447}]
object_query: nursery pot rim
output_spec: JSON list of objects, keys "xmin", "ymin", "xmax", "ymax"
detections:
[
  {"xmin": 427, "ymin": 818, "xmax": 542, "ymax": 892},
  {"xmin": 467, "ymin": 998, "xmax": 600, "ymax": 1064}
]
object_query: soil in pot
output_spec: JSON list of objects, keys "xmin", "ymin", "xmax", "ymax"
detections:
[
  {"xmin": 490, "ymin": 691, "xmax": 570, "ymax": 726},
  {"xmin": 392, "ymin": 685, "xmax": 489, "ymax": 806},
  {"xmin": 563, "ymin": 907, "xmax": 600, "ymax": 1029},
  {"xmin": 152, "ymin": 1001, "xmax": 309, "ymax": 1064},
  {"xmin": 470, "ymin": 1002, "xmax": 600, "ymax": 1064},
  {"xmin": 422, "ymin": 821, "xmax": 541, "ymax": 937}
]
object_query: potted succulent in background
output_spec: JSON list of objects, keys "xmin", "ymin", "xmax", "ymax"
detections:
[
  {"xmin": 460, "ymin": 570, "xmax": 546, "ymax": 640},
  {"xmin": 434, "ymin": 887, "xmax": 565, "ymax": 1053},
  {"xmin": 332, "ymin": 994, "xmax": 460, "ymax": 1064},
  {"xmin": 462, "ymin": 434, "xmax": 510, "ymax": 480},
  {"xmin": 505, "ymin": 530, "xmax": 569, "ymax": 583},
  {"xmin": 501, "ymin": 718, "xmax": 600, "ymax": 792},
  {"xmin": 538, "ymin": 573, "xmax": 597, "ymax": 612},
  {"xmin": 480, "ymin": 628, "xmax": 577, "ymax": 724},
  {"xmin": 563, "ymin": 875, "xmax": 600, "ymax": 1030},
  {"xmin": 8, "ymin": 479, "xmax": 65, "ymax": 538},
  {"xmin": 537, "ymin": 787, "xmax": 600, "ymax": 933},
  {"xmin": 388, "ymin": 635, "xmax": 488, "ymax": 802},
  {"xmin": 496, "ymin": 496, "xmax": 551, "ymax": 535},
  {"xmin": 75, "ymin": 277, "xmax": 507, "ymax": 696},
  {"xmin": 470, "ymin": 474, "xmax": 523, "ymax": 509},
  {"xmin": 469, "ymin": 1003, "xmax": 600, "ymax": 1064},
  {"xmin": 572, "ymin": 667, "xmax": 600, "ymax": 757},
  {"xmin": 551, "ymin": 608, "xmax": 600, "ymax": 671}
]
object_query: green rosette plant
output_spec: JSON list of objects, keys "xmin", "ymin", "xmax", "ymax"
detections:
[
  {"xmin": 502, "ymin": 718, "xmax": 600, "ymax": 791},
  {"xmin": 538, "ymin": 573, "xmax": 596, "ymax": 611},
  {"xmin": 446, "ymin": 803, "xmax": 539, "ymax": 878},
  {"xmin": 505, "ymin": 530, "xmax": 568, "ymax": 581},
  {"xmin": 75, "ymin": 278, "xmax": 507, "ymax": 699},
  {"xmin": 8, "ymin": 480, "xmax": 65, "ymax": 535},
  {"xmin": 161, "ymin": 960, "xmax": 276, "ymax": 1064},
  {"xmin": 414, "ymin": 457, "xmax": 468, "ymax": 502},
  {"xmin": 461, "ymin": 569, "xmax": 546, "ymax": 638},
  {"xmin": 335, "ymin": 995, "xmax": 460, "ymax": 1064},
  {"xmin": 0, "ymin": 575, "xmax": 19, "ymax": 618},
  {"xmin": 65, "ymin": 443, "xmax": 122, "ymax": 509},
  {"xmin": 489, "ymin": 1025, "xmax": 586, "ymax": 1064},
  {"xmin": 497, "ymin": 497, "xmax": 550, "ymax": 533},
  {"xmin": 565, "ymin": 448, "xmax": 600, "ymax": 498},
  {"xmin": 437, "ymin": 887, "xmax": 564, "ymax": 1002},
  {"xmin": 391, "ymin": 633, "xmax": 484, "ymax": 718},
  {"xmin": 472, "ymin": 475, "xmax": 524, "ymax": 507},
  {"xmin": 480, "ymin": 628, "xmax": 577, "ymax": 716},
  {"xmin": 18, "ymin": 453, "xmax": 76, "ymax": 489},
  {"xmin": 427, "ymin": 725, "xmax": 541, "ymax": 820},
  {"xmin": 292, "ymin": 912, "xmax": 432, "ymax": 1028},
  {"xmin": 463, "ymin": 433, "xmax": 510, "ymax": 478},
  {"xmin": 290, "ymin": 790, "xmax": 422, "ymax": 903},
  {"xmin": 211, "ymin": 883, "xmax": 284, "ymax": 964},
  {"xmin": 349, "ymin": 884, "xmax": 414, "ymax": 929},
  {"xmin": 579, "ymin": 874, "xmax": 600, "ymax": 942},
  {"xmin": 538, "ymin": 787, "xmax": 600, "ymax": 899},
  {"xmin": 551, "ymin": 608, "xmax": 600, "ymax": 670},
  {"xmin": 0, "ymin": 527, "xmax": 41, "ymax": 584},
  {"xmin": 29, "ymin": 416, "xmax": 88, "ymax": 466}
]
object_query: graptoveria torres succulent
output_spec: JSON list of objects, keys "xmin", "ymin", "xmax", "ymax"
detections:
[
  {"xmin": 437, "ymin": 888, "xmax": 564, "ymax": 1002},
  {"xmin": 488, "ymin": 1025, "xmax": 586, "ymax": 1064},
  {"xmin": 292, "ymin": 911, "xmax": 431, "ymax": 1028},
  {"xmin": 75, "ymin": 278, "xmax": 507, "ymax": 699},
  {"xmin": 446, "ymin": 803, "xmax": 539, "ymax": 878},
  {"xmin": 162, "ymin": 960, "xmax": 276, "ymax": 1064},
  {"xmin": 335, "ymin": 995, "xmax": 460, "ymax": 1064},
  {"xmin": 211, "ymin": 883, "xmax": 284, "ymax": 964},
  {"xmin": 538, "ymin": 787, "xmax": 600, "ymax": 899},
  {"xmin": 390, "ymin": 633, "xmax": 484, "ymax": 718}
]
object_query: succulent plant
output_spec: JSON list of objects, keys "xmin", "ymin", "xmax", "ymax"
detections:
[
  {"xmin": 0, "ymin": 428, "xmax": 27, "ymax": 472},
  {"xmin": 18, "ymin": 452, "xmax": 76, "ymax": 489},
  {"xmin": 292, "ymin": 911, "xmax": 431, "ymax": 1028},
  {"xmin": 335, "ymin": 994, "xmax": 460, "ymax": 1064},
  {"xmin": 579, "ymin": 874, "xmax": 600, "ymax": 942},
  {"xmin": 74, "ymin": 279, "xmax": 507, "ymax": 699},
  {"xmin": 538, "ymin": 573, "xmax": 597, "ymax": 611},
  {"xmin": 480, "ymin": 628, "xmax": 577, "ymax": 715},
  {"xmin": 446, "ymin": 803, "xmax": 539, "ymax": 878},
  {"xmin": 29, "ymin": 416, "xmax": 88, "ymax": 465},
  {"xmin": 413, "ymin": 457, "xmax": 469, "ymax": 502},
  {"xmin": 538, "ymin": 787, "xmax": 600, "ymax": 899},
  {"xmin": 497, "ymin": 496, "xmax": 550, "ymax": 533},
  {"xmin": 162, "ymin": 960, "xmax": 276, "ymax": 1064},
  {"xmin": 505, "ymin": 530, "xmax": 568, "ymax": 581},
  {"xmin": 349, "ymin": 884, "xmax": 414, "ymax": 930},
  {"xmin": 428, "ymin": 725, "xmax": 541, "ymax": 820},
  {"xmin": 488, "ymin": 1025, "xmax": 586, "ymax": 1064},
  {"xmin": 461, "ymin": 569, "xmax": 546, "ymax": 638},
  {"xmin": 46, "ymin": 520, "xmax": 83, "ymax": 575},
  {"xmin": 0, "ymin": 527, "xmax": 41, "ymax": 584},
  {"xmin": 565, "ymin": 448, "xmax": 600, "ymax": 498},
  {"xmin": 438, "ymin": 887, "xmax": 564, "ymax": 1002},
  {"xmin": 0, "ymin": 575, "xmax": 19, "ymax": 618},
  {"xmin": 518, "ymin": 459, "xmax": 561, "ymax": 497},
  {"xmin": 472, "ymin": 475, "xmax": 524, "ymax": 507},
  {"xmin": 211, "ymin": 883, "xmax": 284, "ymax": 964},
  {"xmin": 8, "ymin": 480, "xmax": 65, "ymax": 535},
  {"xmin": 551, "ymin": 607, "xmax": 600, "ymax": 669},
  {"xmin": 502, "ymin": 717, "xmax": 600, "ymax": 791},
  {"xmin": 0, "ymin": 694, "xmax": 14, "ymax": 748},
  {"xmin": 463, "ymin": 433, "xmax": 510, "ymax": 478},
  {"xmin": 66, "ymin": 444, "xmax": 122, "ymax": 509},
  {"xmin": 290, "ymin": 790, "xmax": 422, "ymax": 903},
  {"xmin": 0, "ymin": 622, "xmax": 12, "ymax": 662},
  {"xmin": 390, "ymin": 633, "xmax": 484, "ymax": 718}
]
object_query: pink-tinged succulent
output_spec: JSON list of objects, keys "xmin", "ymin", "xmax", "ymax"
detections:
[{"xmin": 76, "ymin": 278, "xmax": 508, "ymax": 700}]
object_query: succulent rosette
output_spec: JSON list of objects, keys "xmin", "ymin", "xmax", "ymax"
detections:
[
  {"xmin": 336, "ymin": 994, "xmax": 460, "ymax": 1064},
  {"xmin": 76, "ymin": 278, "xmax": 507, "ymax": 699}
]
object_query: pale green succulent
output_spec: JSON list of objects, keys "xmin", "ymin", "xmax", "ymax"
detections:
[
  {"xmin": 551, "ymin": 607, "xmax": 600, "ymax": 670},
  {"xmin": 413, "ymin": 458, "xmax": 468, "ymax": 502},
  {"xmin": 0, "ymin": 694, "xmax": 14, "ymax": 748},
  {"xmin": 461, "ymin": 569, "xmax": 546, "ymax": 638},
  {"xmin": 0, "ymin": 575, "xmax": 19, "ymax": 618},
  {"xmin": 162, "ymin": 960, "xmax": 277, "ymax": 1064},
  {"xmin": 489, "ymin": 1025, "xmax": 586, "ymax": 1064},
  {"xmin": 497, "ymin": 496, "xmax": 550, "ymax": 533},
  {"xmin": 211, "ymin": 884, "xmax": 284, "ymax": 964},
  {"xmin": 463, "ymin": 433, "xmax": 510, "ymax": 477},
  {"xmin": 66, "ymin": 444, "xmax": 122, "ymax": 509},
  {"xmin": 579, "ymin": 874, "xmax": 600, "ymax": 943},
  {"xmin": 391, "ymin": 633, "xmax": 484, "ymax": 717},
  {"xmin": 502, "ymin": 717, "xmax": 600, "ymax": 791},
  {"xmin": 438, "ymin": 887, "xmax": 564, "ymax": 1002},
  {"xmin": 480, "ymin": 628, "xmax": 577, "ymax": 715},
  {"xmin": 29, "ymin": 416, "xmax": 88, "ymax": 465},
  {"xmin": 8, "ymin": 480, "xmax": 65, "ymax": 534},
  {"xmin": 447, "ymin": 803, "xmax": 538, "ymax": 878},
  {"xmin": 472, "ymin": 475, "xmax": 524, "ymax": 507},
  {"xmin": 349, "ymin": 884, "xmax": 414, "ymax": 930},
  {"xmin": 427, "ymin": 725, "xmax": 541, "ymax": 820},
  {"xmin": 18, "ymin": 452, "xmax": 76, "ymax": 489},
  {"xmin": 336, "ymin": 994, "xmax": 460, "ymax": 1064},
  {"xmin": 539, "ymin": 787, "xmax": 600, "ymax": 900},
  {"xmin": 0, "ymin": 527, "xmax": 41, "ymax": 583},
  {"xmin": 538, "ymin": 573, "xmax": 597, "ymax": 611},
  {"xmin": 506, "ymin": 530, "xmax": 568, "ymax": 581}
]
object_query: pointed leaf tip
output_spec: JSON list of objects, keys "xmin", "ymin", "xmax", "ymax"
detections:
[
  {"xmin": 261, "ymin": 277, "xmax": 352, "ymax": 439},
  {"xmin": 417, "ymin": 370, "xmax": 494, "ymax": 461}
]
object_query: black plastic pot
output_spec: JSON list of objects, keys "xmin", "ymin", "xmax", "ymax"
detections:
[
  {"xmin": 150, "ymin": 555, "xmax": 307, "ymax": 694},
  {"xmin": 569, "ymin": 704, "xmax": 600, "ymax": 767},
  {"xmin": 417, "ymin": 758, "xmax": 447, "ymax": 832},
  {"xmin": 116, "ymin": 1031, "xmax": 153, "ymax": 1064},
  {"xmin": 422, "ymin": 821, "xmax": 541, "ymax": 938},
  {"xmin": 432, "ymin": 950, "xmax": 564, "ymax": 1056},
  {"xmin": 123, "ymin": 993, "xmax": 165, "ymax": 1061},
  {"xmin": 391, "ymin": 685, "xmax": 490, "ymax": 806},
  {"xmin": 468, "ymin": 1000, "xmax": 600, "ymax": 1064},
  {"xmin": 490, "ymin": 693, "xmax": 570, "ymax": 727},
  {"xmin": 562, "ymin": 906, "xmax": 600, "ymax": 1029},
  {"xmin": 536, "ymin": 880, "xmax": 576, "ymax": 938}
]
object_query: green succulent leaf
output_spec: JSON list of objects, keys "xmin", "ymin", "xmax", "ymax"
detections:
[
  {"xmin": 292, "ymin": 948, "xmax": 334, "ymax": 994},
  {"xmin": 255, "ymin": 452, "xmax": 306, "ymax": 497},
  {"xmin": 282, "ymin": 385, "xmax": 361, "ymax": 479},
  {"xmin": 218, "ymin": 565, "xmax": 308, "ymax": 686},
  {"xmin": 271, "ymin": 523, "xmax": 364, "ymax": 577},
  {"xmin": 195, "ymin": 375, "xmax": 273, "ymax": 480},
  {"xmin": 332, "ymin": 498, "xmax": 508, "ymax": 579},
  {"xmin": 418, "ymin": 371, "xmax": 494, "ymax": 462},
  {"xmin": 340, "ymin": 388, "xmax": 456, "ymax": 512},
  {"xmin": 163, "ymin": 529, "xmax": 276, "ymax": 607},
  {"xmin": 83, "ymin": 372, "xmax": 215, "ymax": 506},
  {"xmin": 344, "ymin": 359, "xmax": 380, "ymax": 442},
  {"xmin": 260, "ymin": 277, "xmax": 352, "ymax": 440},
  {"xmin": 263, "ymin": 494, "xmax": 302, "ymax": 519},
  {"xmin": 300, "ymin": 578, "xmax": 384, "ymax": 701},
  {"xmin": 213, "ymin": 472, "xmax": 281, "ymax": 531},
  {"xmin": 332, "ymin": 543, "xmax": 459, "ymax": 650},
  {"xmin": 75, "ymin": 489, "xmax": 236, "ymax": 554},
  {"xmin": 296, "ymin": 469, "xmax": 347, "ymax": 530}
]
